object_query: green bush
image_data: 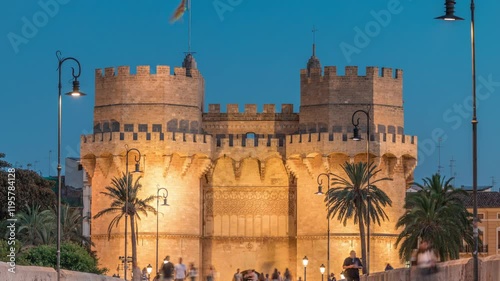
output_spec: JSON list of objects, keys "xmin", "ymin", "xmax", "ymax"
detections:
[
  {"xmin": 0, "ymin": 239, "xmax": 22, "ymax": 263},
  {"xmin": 18, "ymin": 242, "xmax": 107, "ymax": 274}
]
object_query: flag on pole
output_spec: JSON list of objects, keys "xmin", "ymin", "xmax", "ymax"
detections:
[{"xmin": 170, "ymin": 0, "xmax": 187, "ymax": 23}]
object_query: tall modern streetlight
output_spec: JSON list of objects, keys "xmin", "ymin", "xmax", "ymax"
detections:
[
  {"xmin": 319, "ymin": 264, "xmax": 325, "ymax": 281},
  {"xmin": 351, "ymin": 109, "xmax": 370, "ymax": 275},
  {"xmin": 156, "ymin": 185, "xmax": 170, "ymax": 277},
  {"xmin": 315, "ymin": 173, "xmax": 334, "ymax": 276},
  {"xmin": 436, "ymin": 1, "xmax": 478, "ymax": 281},
  {"xmin": 56, "ymin": 51, "xmax": 85, "ymax": 281},
  {"xmin": 124, "ymin": 146, "xmax": 142, "ymax": 281},
  {"xmin": 302, "ymin": 256, "xmax": 308, "ymax": 281}
]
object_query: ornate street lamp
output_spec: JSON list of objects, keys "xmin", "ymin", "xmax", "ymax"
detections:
[
  {"xmin": 302, "ymin": 256, "xmax": 308, "ymax": 281},
  {"xmin": 124, "ymin": 146, "xmax": 142, "ymax": 280},
  {"xmin": 56, "ymin": 51, "xmax": 85, "ymax": 281},
  {"xmin": 436, "ymin": 1, "xmax": 478, "ymax": 281},
  {"xmin": 156, "ymin": 185, "xmax": 169, "ymax": 277},
  {"xmin": 147, "ymin": 264, "xmax": 153, "ymax": 280},
  {"xmin": 319, "ymin": 264, "xmax": 325, "ymax": 281},
  {"xmin": 315, "ymin": 173, "xmax": 334, "ymax": 276},
  {"xmin": 351, "ymin": 109, "xmax": 370, "ymax": 275}
]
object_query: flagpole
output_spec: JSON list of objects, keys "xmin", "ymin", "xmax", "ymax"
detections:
[{"xmin": 188, "ymin": 0, "xmax": 191, "ymax": 53}]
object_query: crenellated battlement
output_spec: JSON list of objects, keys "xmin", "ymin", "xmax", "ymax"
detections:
[
  {"xmin": 203, "ymin": 104, "xmax": 299, "ymax": 124},
  {"xmin": 95, "ymin": 65, "xmax": 201, "ymax": 79},
  {"xmin": 300, "ymin": 66, "xmax": 402, "ymax": 82},
  {"xmin": 285, "ymin": 132, "xmax": 417, "ymax": 158},
  {"xmin": 286, "ymin": 132, "xmax": 415, "ymax": 145},
  {"xmin": 93, "ymin": 63, "xmax": 205, "ymax": 132},
  {"xmin": 82, "ymin": 131, "xmax": 213, "ymax": 144},
  {"xmin": 299, "ymin": 65, "xmax": 404, "ymax": 133},
  {"xmin": 206, "ymin": 104, "xmax": 295, "ymax": 114}
]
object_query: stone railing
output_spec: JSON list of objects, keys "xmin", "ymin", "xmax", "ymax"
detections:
[
  {"xmin": 0, "ymin": 262, "xmax": 124, "ymax": 281},
  {"xmin": 359, "ymin": 255, "xmax": 500, "ymax": 281},
  {"xmin": 1, "ymin": 256, "xmax": 499, "ymax": 281}
]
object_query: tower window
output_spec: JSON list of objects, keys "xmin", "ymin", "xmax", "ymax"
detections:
[
  {"xmin": 111, "ymin": 121, "xmax": 120, "ymax": 132},
  {"xmin": 152, "ymin": 124, "xmax": 162, "ymax": 132},
  {"xmin": 139, "ymin": 124, "xmax": 148, "ymax": 132},
  {"xmin": 124, "ymin": 124, "xmax": 134, "ymax": 132}
]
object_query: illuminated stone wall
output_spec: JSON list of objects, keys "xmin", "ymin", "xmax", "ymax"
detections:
[{"xmin": 80, "ymin": 61, "xmax": 417, "ymax": 281}]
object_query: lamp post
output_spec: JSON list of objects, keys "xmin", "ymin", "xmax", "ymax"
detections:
[
  {"xmin": 156, "ymin": 185, "xmax": 169, "ymax": 277},
  {"xmin": 56, "ymin": 51, "xmax": 85, "ymax": 281},
  {"xmin": 315, "ymin": 173, "xmax": 334, "ymax": 276},
  {"xmin": 124, "ymin": 146, "xmax": 142, "ymax": 281},
  {"xmin": 302, "ymin": 256, "xmax": 308, "ymax": 281},
  {"xmin": 351, "ymin": 109, "xmax": 370, "ymax": 275},
  {"xmin": 147, "ymin": 264, "xmax": 153, "ymax": 280},
  {"xmin": 319, "ymin": 264, "xmax": 325, "ymax": 281},
  {"xmin": 436, "ymin": 2, "xmax": 478, "ymax": 281}
]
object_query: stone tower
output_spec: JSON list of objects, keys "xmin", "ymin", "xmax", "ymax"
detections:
[{"xmin": 81, "ymin": 50, "xmax": 417, "ymax": 281}]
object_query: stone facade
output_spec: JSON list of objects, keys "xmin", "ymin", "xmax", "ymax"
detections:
[{"xmin": 80, "ymin": 53, "xmax": 418, "ymax": 281}]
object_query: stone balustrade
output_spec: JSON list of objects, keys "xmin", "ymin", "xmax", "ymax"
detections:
[
  {"xmin": 359, "ymin": 255, "xmax": 500, "ymax": 281},
  {"xmin": 0, "ymin": 262, "xmax": 124, "ymax": 281},
  {"xmin": 1, "ymin": 255, "xmax": 499, "ymax": 281}
]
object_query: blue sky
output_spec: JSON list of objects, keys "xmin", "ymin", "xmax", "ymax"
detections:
[{"xmin": 1, "ymin": 0, "xmax": 499, "ymax": 189}]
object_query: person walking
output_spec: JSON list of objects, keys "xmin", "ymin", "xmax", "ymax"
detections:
[
  {"xmin": 188, "ymin": 263, "xmax": 198, "ymax": 281},
  {"xmin": 234, "ymin": 268, "xmax": 243, "ymax": 281},
  {"xmin": 161, "ymin": 256, "xmax": 175, "ymax": 281},
  {"xmin": 258, "ymin": 272, "xmax": 266, "ymax": 281},
  {"xmin": 142, "ymin": 267, "xmax": 149, "ymax": 281},
  {"xmin": 416, "ymin": 240, "xmax": 438, "ymax": 281},
  {"xmin": 207, "ymin": 265, "xmax": 215, "ymax": 281},
  {"xmin": 175, "ymin": 257, "xmax": 187, "ymax": 281},
  {"xmin": 271, "ymin": 269, "xmax": 279, "ymax": 281},
  {"xmin": 283, "ymin": 268, "xmax": 291, "ymax": 281},
  {"xmin": 342, "ymin": 250, "xmax": 362, "ymax": 281},
  {"xmin": 328, "ymin": 273, "xmax": 336, "ymax": 281}
]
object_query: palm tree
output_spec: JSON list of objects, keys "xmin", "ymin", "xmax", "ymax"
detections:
[
  {"xmin": 395, "ymin": 174, "xmax": 474, "ymax": 262},
  {"xmin": 325, "ymin": 161, "xmax": 392, "ymax": 274},
  {"xmin": 16, "ymin": 204, "xmax": 55, "ymax": 247},
  {"xmin": 93, "ymin": 173, "xmax": 157, "ymax": 281},
  {"xmin": 58, "ymin": 204, "xmax": 92, "ymax": 246}
]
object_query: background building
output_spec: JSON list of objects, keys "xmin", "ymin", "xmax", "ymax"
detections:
[
  {"xmin": 80, "ymin": 50, "xmax": 417, "ymax": 279},
  {"xmin": 458, "ymin": 191, "xmax": 500, "ymax": 257},
  {"xmin": 64, "ymin": 157, "xmax": 91, "ymax": 240}
]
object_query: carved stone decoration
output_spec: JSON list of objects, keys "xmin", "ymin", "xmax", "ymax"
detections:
[
  {"xmin": 180, "ymin": 156, "xmax": 193, "ymax": 177},
  {"xmin": 205, "ymin": 187, "xmax": 295, "ymax": 216},
  {"xmin": 246, "ymin": 242, "xmax": 253, "ymax": 251},
  {"xmin": 80, "ymin": 156, "xmax": 96, "ymax": 178},
  {"xmin": 162, "ymin": 154, "xmax": 173, "ymax": 178}
]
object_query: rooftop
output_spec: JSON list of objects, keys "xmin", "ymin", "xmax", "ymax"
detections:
[
  {"xmin": 405, "ymin": 190, "xmax": 500, "ymax": 208},
  {"xmin": 457, "ymin": 192, "xmax": 500, "ymax": 208}
]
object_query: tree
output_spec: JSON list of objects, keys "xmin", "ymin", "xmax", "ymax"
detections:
[
  {"xmin": 18, "ymin": 242, "xmax": 107, "ymax": 274},
  {"xmin": 0, "ymin": 152, "xmax": 12, "ymax": 169},
  {"xmin": 16, "ymin": 204, "xmax": 55, "ymax": 247},
  {"xmin": 395, "ymin": 174, "xmax": 474, "ymax": 262},
  {"xmin": 325, "ymin": 161, "xmax": 393, "ymax": 274},
  {"xmin": 59, "ymin": 204, "xmax": 92, "ymax": 246},
  {"xmin": 0, "ymin": 168, "xmax": 56, "ymax": 220},
  {"xmin": 93, "ymin": 173, "xmax": 157, "ymax": 281}
]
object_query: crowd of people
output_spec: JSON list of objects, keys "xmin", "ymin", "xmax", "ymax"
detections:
[
  {"xmin": 232, "ymin": 267, "xmax": 296, "ymax": 281},
  {"xmin": 132, "ymin": 243, "xmax": 438, "ymax": 281},
  {"xmin": 232, "ymin": 267, "xmax": 340, "ymax": 281},
  {"xmin": 150, "ymin": 255, "xmax": 214, "ymax": 281}
]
